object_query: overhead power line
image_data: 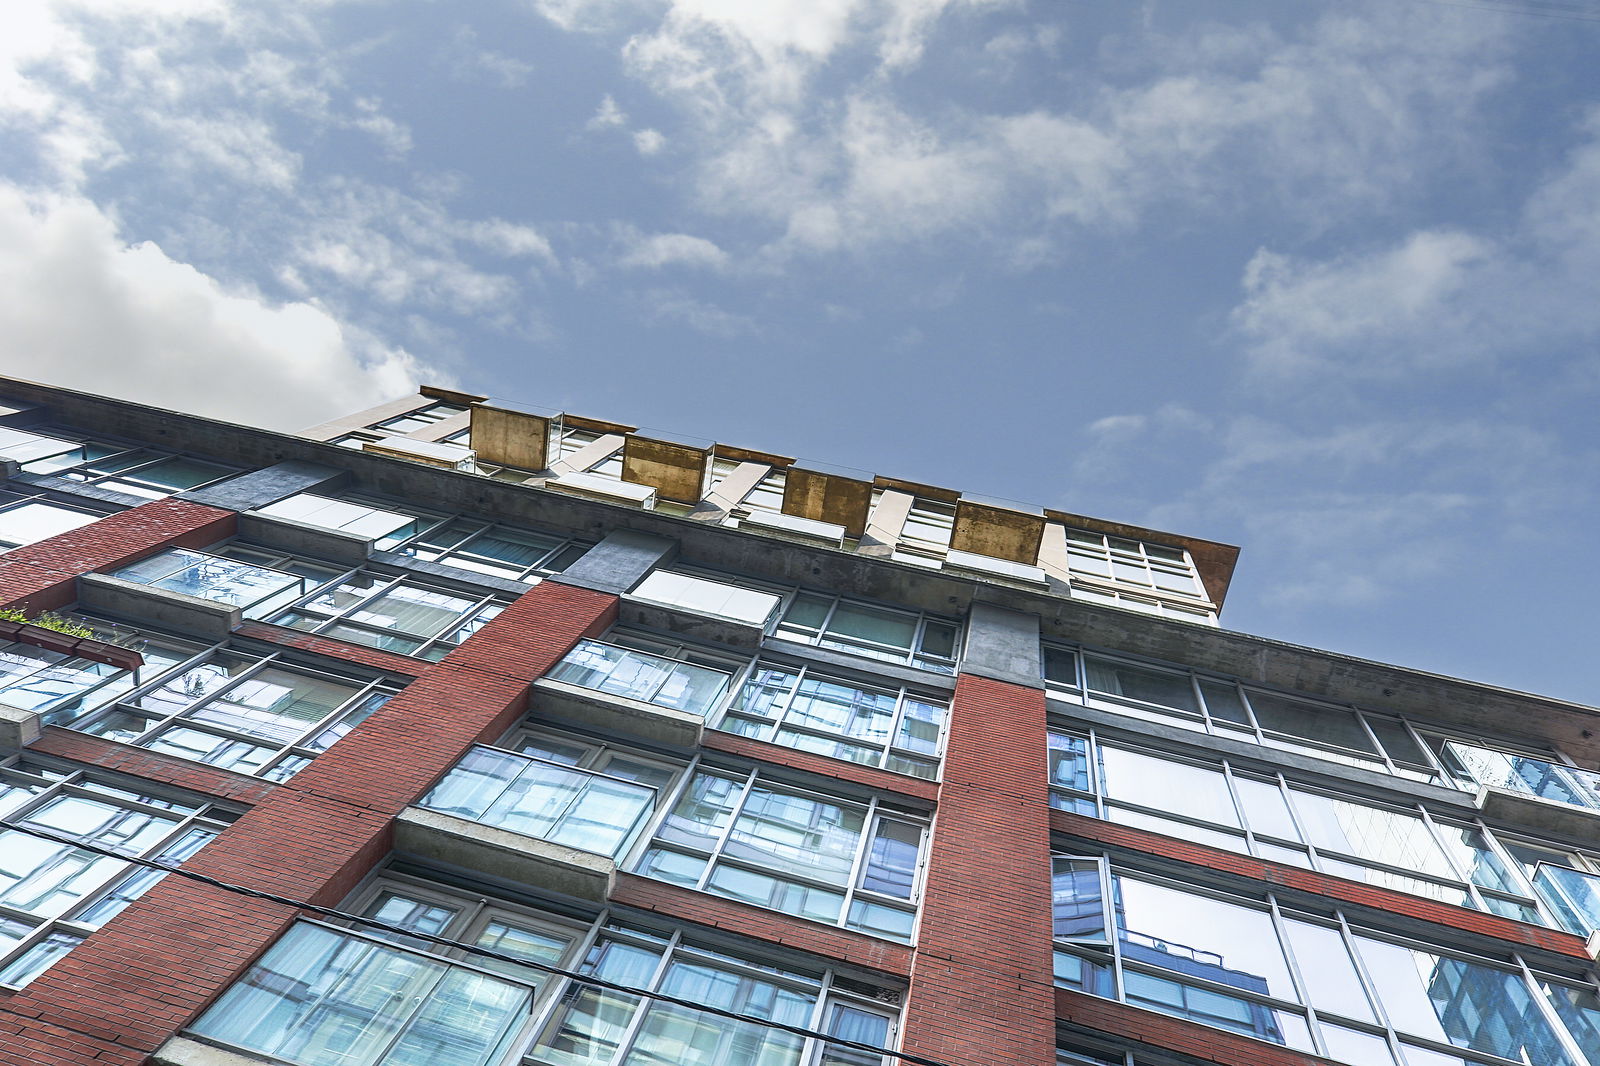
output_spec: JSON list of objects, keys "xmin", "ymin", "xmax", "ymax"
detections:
[{"xmin": 1, "ymin": 818, "xmax": 966, "ymax": 1066}]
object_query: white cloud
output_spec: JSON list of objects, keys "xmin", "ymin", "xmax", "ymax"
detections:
[
  {"xmin": 633, "ymin": 127, "xmax": 666, "ymax": 154},
  {"xmin": 618, "ymin": 230, "xmax": 728, "ymax": 269},
  {"xmin": 1231, "ymin": 107, "xmax": 1600, "ymax": 379},
  {"xmin": 0, "ymin": 183, "xmax": 429, "ymax": 430},
  {"xmin": 642, "ymin": 287, "xmax": 754, "ymax": 336},
  {"xmin": 588, "ymin": 94, "xmax": 628, "ymax": 129}
]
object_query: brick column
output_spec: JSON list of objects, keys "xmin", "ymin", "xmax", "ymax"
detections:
[
  {"xmin": 0, "ymin": 498, "xmax": 236, "ymax": 611},
  {"xmin": 0, "ymin": 581, "xmax": 618, "ymax": 1066},
  {"xmin": 901, "ymin": 673, "xmax": 1057, "ymax": 1065}
]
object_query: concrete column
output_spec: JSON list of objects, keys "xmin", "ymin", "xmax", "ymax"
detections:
[{"xmin": 960, "ymin": 601, "xmax": 1045, "ymax": 689}]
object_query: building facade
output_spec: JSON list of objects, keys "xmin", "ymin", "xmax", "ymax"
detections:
[{"xmin": 0, "ymin": 376, "xmax": 1598, "ymax": 1066}]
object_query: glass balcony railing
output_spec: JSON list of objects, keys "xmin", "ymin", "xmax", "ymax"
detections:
[
  {"xmin": 546, "ymin": 639, "xmax": 732, "ymax": 718},
  {"xmin": 1443, "ymin": 741, "xmax": 1600, "ymax": 812},
  {"xmin": 111, "ymin": 549, "xmax": 308, "ymax": 620},
  {"xmin": 418, "ymin": 746, "xmax": 657, "ymax": 859},
  {"xmin": 1534, "ymin": 864, "xmax": 1600, "ymax": 938}
]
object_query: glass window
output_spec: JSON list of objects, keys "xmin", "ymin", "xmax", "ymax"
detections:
[
  {"xmin": 1064, "ymin": 529, "xmax": 1207, "ymax": 601},
  {"xmin": 0, "ymin": 498, "xmax": 103, "ymax": 550},
  {"xmin": 111, "ymin": 549, "xmax": 309, "ymax": 619},
  {"xmin": 393, "ymin": 515, "xmax": 588, "ymax": 582},
  {"xmin": 64, "ymin": 643, "xmax": 395, "ymax": 782},
  {"xmin": 717, "ymin": 662, "xmax": 945, "ymax": 780},
  {"xmin": 419, "ymin": 744, "xmax": 664, "ymax": 859},
  {"xmin": 22, "ymin": 431, "xmax": 239, "ymax": 497},
  {"xmin": 639, "ymin": 769, "xmax": 925, "ymax": 941},
  {"xmin": 631, "ymin": 571, "xmax": 783, "ymax": 627},
  {"xmin": 1051, "ymin": 855, "xmax": 1600, "ymax": 1066},
  {"xmin": 548, "ymin": 636, "xmax": 736, "ymax": 719},
  {"xmin": 275, "ymin": 569, "xmax": 508, "ymax": 662},
  {"xmin": 0, "ymin": 758, "xmax": 229, "ymax": 988},
  {"xmin": 774, "ymin": 593, "xmax": 958, "ymax": 674}
]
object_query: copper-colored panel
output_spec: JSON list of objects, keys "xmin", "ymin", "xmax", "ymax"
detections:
[
  {"xmin": 420, "ymin": 385, "xmax": 489, "ymax": 405},
  {"xmin": 872, "ymin": 475, "xmax": 960, "ymax": 502},
  {"xmin": 951, "ymin": 500, "xmax": 1046, "ymax": 565},
  {"xmin": 714, "ymin": 444, "xmax": 795, "ymax": 467},
  {"xmin": 783, "ymin": 468, "xmax": 873, "ymax": 539},
  {"xmin": 469, "ymin": 405, "xmax": 552, "ymax": 472},
  {"xmin": 623, "ymin": 436, "xmax": 711, "ymax": 504},
  {"xmin": 564, "ymin": 414, "xmax": 638, "ymax": 435}
]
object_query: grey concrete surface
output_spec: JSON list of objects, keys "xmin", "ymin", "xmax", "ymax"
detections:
[
  {"xmin": 394, "ymin": 807, "xmax": 616, "ymax": 902},
  {"xmin": 77, "ymin": 572, "xmax": 241, "ymax": 641},
  {"xmin": 550, "ymin": 529, "xmax": 677, "ymax": 596}
]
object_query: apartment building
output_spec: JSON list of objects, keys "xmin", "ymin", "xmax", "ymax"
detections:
[{"xmin": 0, "ymin": 376, "xmax": 1598, "ymax": 1066}]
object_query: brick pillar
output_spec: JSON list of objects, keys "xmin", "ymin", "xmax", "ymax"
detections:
[
  {"xmin": 901, "ymin": 673, "xmax": 1057, "ymax": 1065},
  {"xmin": 0, "ymin": 581, "xmax": 618, "ymax": 1066},
  {"xmin": 0, "ymin": 498, "xmax": 236, "ymax": 611}
]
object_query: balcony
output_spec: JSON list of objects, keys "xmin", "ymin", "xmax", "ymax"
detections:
[
  {"xmin": 397, "ymin": 745, "xmax": 659, "ymax": 900},
  {"xmin": 80, "ymin": 550, "xmax": 309, "ymax": 640},
  {"xmin": 535, "ymin": 639, "xmax": 731, "ymax": 748},
  {"xmin": 1448, "ymin": 741, "xmax": 1600, "ymax": 837}
]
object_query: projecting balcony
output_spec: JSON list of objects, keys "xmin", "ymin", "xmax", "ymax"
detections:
[
  {"xmin": 1448, "ymin": 741, "xmax": 1600, "ymax": 838},
  {"xmin": 397, "ymin": 745, "xmax": 659, "ymax": 900},
  {"xmin": 533, "ymin": 639, "xmax": 731, "ymax": 748},
  {"xmin": 79, "ymin": 549, "xmax": 309, "ymax": 640}
]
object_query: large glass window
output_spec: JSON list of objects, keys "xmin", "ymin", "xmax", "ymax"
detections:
[
  {"xmin": 1045, "ymin": 644, "xmax": 1443, "ymax": 782},
  {"xmin": 1047, "ymin": 729, "xmax": 1564, "ymax": 926},
  {"xmin": 111, "ymin": 548, "xmax": 312, "ymax": 619},
  {"xmin": 369, "ymin": 402, "xmax": 469, "ymax": 435},
  {"xmin": 0, "ymin": 489, "xmax": 110, "ymax": 551},
  {"xmin": 275, "ymin": 569, "xmax": 509, "ymax": 662},
  {"xmin": 14, "ymin": 427, "xmax": 239, "ymax": 498},
  {"xmin": 190, "ymin": 876, "xmax": 900, "ymax": 1066},
  {"xmin": 774, "ymin": 594, "xmax": 958, "ymax": 674},
  {"xmin": 0, "ymin": 633, "xmax": 143, "ymax": 717},
  {"xmin": 59, "ymin": 641, "xmax": 397, "ymax": 782},
  {"xmin": 1052, "ymin": 857, "xmax": 1600, "ymax": 1066},
  {"xmin": 716, "ymin": 663, "xmax": 946, "ymax": 780},
  {"xmin": 637, "ymin": 768, "xmax": 925, "ymax": 942},
  {"xmin": 191, "ymin": 877, "xmax": 576, "ymax": 1066},
  {"xmin": 0, "ymin": 758, "xmax": 231, "ymax": 988},
  {"xmin": 547, "ymin": 634, "xmax": 738, "ymax": 719}
]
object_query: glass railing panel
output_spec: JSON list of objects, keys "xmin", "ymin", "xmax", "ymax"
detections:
[
  {"xmin": 1534, "ymin": 864, "xmax": 1600, "ymax": 937},
  {"xmin": 110, "ymin": 549, "xmax": 307, "ymax": 620},
  {"xmin": 1444, "ymin": 741, "xmax": 1600, "ymax": 811},
  {"xmin": 418, "ymin": 746, "xmax": 657, "ymax": 859},
  {"xmin": 546, "ymin": 639, "xmax": 731, "ymax": 717}
]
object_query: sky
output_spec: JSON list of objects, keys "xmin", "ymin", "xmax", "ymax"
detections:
[{"xmin": 2, "ymin": 0, "xmax": 1598, "ymax": 706}]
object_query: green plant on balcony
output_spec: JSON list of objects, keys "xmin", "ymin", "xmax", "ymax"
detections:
[{"xmin": 0, "ymin": 608, "xmax": 97, "ymax": 640}]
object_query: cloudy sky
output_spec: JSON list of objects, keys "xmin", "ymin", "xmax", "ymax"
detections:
[{"xmin": 3, "ymin": 0, "xmax": 1598, "ymax": 704}]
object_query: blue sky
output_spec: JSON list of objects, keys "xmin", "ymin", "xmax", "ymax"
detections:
[{"xmin": 2, "ymin": 0, "xmax": 1598, "ymax": 704}]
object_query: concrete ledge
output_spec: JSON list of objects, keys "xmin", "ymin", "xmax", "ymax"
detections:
[
  {"xmin": 394, "ymin": 806, "xmax": 615, "ymax": 902},
  {"xmin": 618, "ymin": 599, "xmax": 767, "ymax": 650},
  {"xmin": 961, "ymin": 601, "xmax": 1045, "ymax": 690},
  {"xmin": 1477, "ymin": 785, "xmax": 1600, "ymax": 841},
  {"xmin": 150, "ymin": 1037, "xmax": 266, "ymax": 1066},
  {"xmin": 532, "ymin": 677, "xmax": 704, "ymax": 750},
  {"xmin": 179, "ymin": 460, "xmax": 346, "ymax": 513},
  {"xmin": 238, "ymin": 511, "xmax": 373, "ymax": 566},
  {"xmin": 550, "ymin": 529, "xmax": 678, "ymax": 596},
  {"xmin": 77, "ymin": 572, "xmax": 241, "ymax": 640},
  {"xmin": 0, "ymin": 702, "xmax": 42, "ymax": 749}
]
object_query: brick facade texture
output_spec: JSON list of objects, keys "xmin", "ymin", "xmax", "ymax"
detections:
[
  {"xmin": 0, "ymin": 570, "xmax": 617, "ymax": 1066},
  {"xmin": 899, "ymin": 673, "xmax": 1058, "ymax": 1066}
]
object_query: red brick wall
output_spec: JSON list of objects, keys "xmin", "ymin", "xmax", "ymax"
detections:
[
  {"xmin": 0, "ymin": 580, "xmax": 618, "ymax": 1066},
  {"xmin": 900, "ymin": 674, "xmax": 1057, "ymax": 1066},
  {"xmin": 0, "ymin": 498, "xmax": 235, "ymax": 611}
]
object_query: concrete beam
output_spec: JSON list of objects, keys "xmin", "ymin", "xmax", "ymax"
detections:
[
  {"xmin": 550, "ymin": 529, "xmax": 676, "ymax": 596},
  {"xmin": 532, "ymin": 677, "xmax": 704, "ymax": 750},
  {"xmin": 0, "ymin": 702, "xmax": 42, "ymax": 749},
  {"xmin": 150, "ymin": 1037, "xmax": 265, "ymax": 1066},
  {"xmin": 180, "ymin": 460, "xmax": 347, "ymax": 513},
  {"xmin": 961, "ymin": 602, "xmax": 1044, "ymax": 690},
  {"xmin": 237, "ymin": 512, "xmax": 372, "ymax": 567},
  {"xmin": 77, "ymin": 572, "xmax": 241, "ymax": 641},
  {"xmin": 394, "ymin": 806, "xmax": 616, "ymax": 902}
]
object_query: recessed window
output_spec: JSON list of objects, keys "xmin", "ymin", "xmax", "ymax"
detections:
[{"xmin": 775, "ymin": 593, "xmax": 959, "ymax": 674}]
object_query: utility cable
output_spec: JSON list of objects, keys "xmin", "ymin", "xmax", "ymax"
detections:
[{"xmin": 0, "ymin": 817, "xmax": 966, "ymax": 1066}]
